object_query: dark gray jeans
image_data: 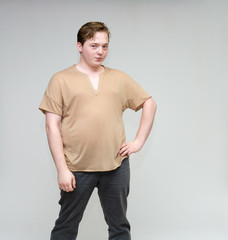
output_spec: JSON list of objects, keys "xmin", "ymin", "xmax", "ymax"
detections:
[{"xmin": 50, "ymin": 158, "xmax": 131, "ymax": 240}]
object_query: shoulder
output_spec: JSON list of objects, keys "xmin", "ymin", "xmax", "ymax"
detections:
[
  {"xmin": 104, "ymin": 67, "xmax": 131, "ymax": 79},
  {"xmin": 49, "ymin": 65, "xmax": 79, "ymax": 87},
  {"xmin": 52, "ymin": 65, "xmax": 76, "ymax": 79}
]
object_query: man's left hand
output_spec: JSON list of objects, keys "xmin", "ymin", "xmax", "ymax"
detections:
[{"xmin": 119, "ymin": 139, "xmax": 143, "ymax": 157}]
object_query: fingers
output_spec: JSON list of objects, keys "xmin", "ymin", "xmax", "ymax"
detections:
[
  {"xmin": 119, "ymin": 140, "xmax": 142, "ymax": 157},
  {"xmin": 72, "ymin": 175, "xmax": 76, "ymax": 189},
  {"xmin": 59, "ymin": 175, "xmax": 76, "ymax": 192},
  {"xmin": 120, "ymin": 143, "xmax": 128, "ymax": 149},
  {"xmin": 59, "ymin": 183, "xmax": 74, "ymax": 192},
  {"xmin": 119, "ymin": 143, "xmax": 131, "ymax": 157}
]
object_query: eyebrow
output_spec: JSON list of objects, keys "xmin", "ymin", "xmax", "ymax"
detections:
[{"xmin": 90, "ymin": 42, "xmax": 109, "ymax": 45}]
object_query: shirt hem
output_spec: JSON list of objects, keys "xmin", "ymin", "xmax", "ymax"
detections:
[{"xmin": 68, "ymin": 156, "xmax": 128, "ymax": 172}]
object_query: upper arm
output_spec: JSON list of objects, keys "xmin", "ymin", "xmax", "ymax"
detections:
[
  {"xmin": 142, "ymin": 97, "xmax": 157, "ymax": 110},
  {"xmin": 123, "ymin": 74, "xmax": 152, "ymax": 111},
  {"xmin": 45, "ymin": 111, "xmax": 62, "ymax": 129},
  {"xmin": 39, "ymin": 74, "xmax": 63, "ymax": 116}
]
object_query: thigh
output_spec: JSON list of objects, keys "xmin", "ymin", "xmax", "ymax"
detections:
[
  {"xmin": 99, "ymin": 158, "xmax": 130, "ymax": 190},
  {"xmin": 51, "ymin": 172, "xmax": 99, "ymax": 240},
  {"xmin": 98, "ymin": 158, "xmax": 130, "ymax": 217},
  {"xmin": 57, "ymin": 172, "xmax": 98, "ymax": 218},
  {"xmin": 97, "ymin": 158, "xmax": 131, "ymax": 239}
]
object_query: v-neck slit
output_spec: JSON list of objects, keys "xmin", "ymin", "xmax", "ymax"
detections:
[
  {"xmin": 86, "ymin": 74, "xmax": 103, "ymax": 95},
  {"xmin": 72, "ymin": 64, "xmax": 105, "ymax": 96}
]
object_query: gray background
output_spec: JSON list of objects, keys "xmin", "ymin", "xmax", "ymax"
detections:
[{"xmin": 1, "ymin": 0, "xmax": 228, "ymax": 239}]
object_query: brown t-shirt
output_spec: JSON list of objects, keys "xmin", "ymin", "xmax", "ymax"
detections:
[{"xmin": 39, "ymin": 64, "xmax": 151, "ymax": 171}]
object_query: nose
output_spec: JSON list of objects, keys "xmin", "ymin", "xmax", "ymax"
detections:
[{"xmin": 97, "ymin": 46, "xmax": 103, "ymax": 55}]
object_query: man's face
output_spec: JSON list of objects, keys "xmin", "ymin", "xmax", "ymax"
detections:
[{"xmin": 77, "ymin": 31, "xmax": 109, "ymax": 68}]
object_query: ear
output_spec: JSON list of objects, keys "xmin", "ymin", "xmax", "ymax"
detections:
[{"xmin": 77, "ymin": 42, "xmax": 82, "ymax": 53}]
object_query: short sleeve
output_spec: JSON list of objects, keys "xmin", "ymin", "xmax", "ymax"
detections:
[
  {"xmin": 124, "ymin": 74, "xmax": 151, "ymax": 112},
  {"xmin": 39, "ymin": 74, "xmax": 63, "ymax": 116}
]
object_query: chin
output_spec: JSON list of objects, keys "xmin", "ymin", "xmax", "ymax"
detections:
[{"xmin": 92, "ymin": 63, "xmax": 102, "ymax": 67}]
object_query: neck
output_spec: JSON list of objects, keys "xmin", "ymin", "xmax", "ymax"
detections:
[{"xmin": 76, "ymin": 61, "xmax": 103, "ymax": 75}]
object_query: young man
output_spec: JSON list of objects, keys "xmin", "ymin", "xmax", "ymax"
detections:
[{"xmin": 39, "ymin": 22, "xmax": 157, "ymax": 240}]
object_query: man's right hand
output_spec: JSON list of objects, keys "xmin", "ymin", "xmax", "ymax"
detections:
[{"xmin": 58, "ymin": 170, "xmax": 76, "ymax": 192}]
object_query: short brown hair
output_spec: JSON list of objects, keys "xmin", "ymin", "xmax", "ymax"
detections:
[{"xmin": 77, "ymin": 22, "xmax": 110, "ymax": 46}]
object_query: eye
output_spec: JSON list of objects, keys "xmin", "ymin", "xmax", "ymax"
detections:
[
  {"xmin": 91, "ymin": 44, "xmax": 97, "ymax": 49},
  {"xmin": 103, "ymin": 45, "xmax": 108, "ymax": 49}
]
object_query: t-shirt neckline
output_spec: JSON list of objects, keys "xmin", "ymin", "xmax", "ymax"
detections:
[{"xmin": 71, "ymin": 64, "xmax": 106, "ymax": 95}]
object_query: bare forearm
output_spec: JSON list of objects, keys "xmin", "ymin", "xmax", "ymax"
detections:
[
  {"xmin": 119, "ymin": 97, "xmax": 157, "ymax": 156},
  {"xmin": 135, "ymin": 97, "xmax": 157, "ymax": 146},
  {"xmin": 46, "ymin": 124, "xmax": 68, "ymax": 173}
]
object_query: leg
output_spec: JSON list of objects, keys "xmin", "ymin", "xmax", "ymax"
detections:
[
  {"xmin": 98, "ymin": 158, "xmax": 131, "ymax": 240},
  {"xmin": 50, "ymin": 172, "xmax": 98, "ymax": 240}
]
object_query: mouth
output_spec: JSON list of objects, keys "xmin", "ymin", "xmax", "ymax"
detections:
[{"xmin": 95, "ymin": 57, "xmax": 103, "ymax": 61}]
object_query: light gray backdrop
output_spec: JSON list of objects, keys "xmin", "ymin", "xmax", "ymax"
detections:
[{"xmin": 1, "ymin": 0, "xmax": 228, "ymax": 239}]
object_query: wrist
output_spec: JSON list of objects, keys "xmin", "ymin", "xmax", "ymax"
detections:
[
  {"xmin": 134, "ymin": 137, "xmax": 145, "ymax": 148},
  {"xmin": 56, "ymin": 164, "xmax": 69, "ymax": 174}
]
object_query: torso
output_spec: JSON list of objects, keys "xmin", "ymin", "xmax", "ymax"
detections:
[{"xmin": 39, "ymin": 64, "xmax": 151, "ymax": 171}]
